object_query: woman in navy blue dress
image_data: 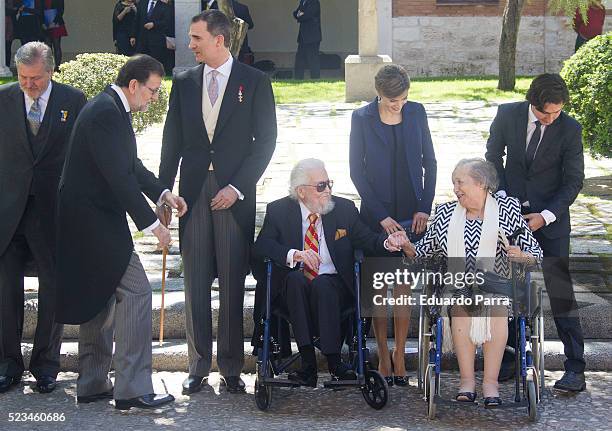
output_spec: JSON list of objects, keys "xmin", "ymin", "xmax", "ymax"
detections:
[{"xmin": 349, "ymin": 65, "xmax": 437, "ymax": 386}]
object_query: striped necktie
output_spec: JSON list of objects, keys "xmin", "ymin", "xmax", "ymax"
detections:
[
  {"xmin": 28, "ymin": 98, "xmax": 42, "ymax": 136},
  {"xmin": 303, "ymin": 213, "xmax": 319, "ymax": 281}
]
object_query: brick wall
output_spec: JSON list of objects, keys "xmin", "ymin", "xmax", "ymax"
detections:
[{"xmin": 393, "ymin": 0, "xmax": 550, "ymax": 17}]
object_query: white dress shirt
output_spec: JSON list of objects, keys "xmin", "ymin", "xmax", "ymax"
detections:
[
  {"xmin": 497, "ymin": 105, "xmax": 556, "ymax": 226},
  {"xmin": 202, "ymin": 55, "xmax": 244, "ymax": 201},
  {"xmin": 110, "ymin": 84, "xmax": 168, "ymax": 234},
  {"xmin": 24, "ymin": 81, "xmax": 52, "ymax": 120},
  {"xmin": 286, "ymin": 202, "xmax": 337, "ymax": 274}
]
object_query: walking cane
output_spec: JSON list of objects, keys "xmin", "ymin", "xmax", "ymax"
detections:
[
  {"xmin": 159, "ymin": 204, "xmax": 171, "ymax": 346},
  {"xmin": 159, "ymin": 246, "xmax": 167, "ymax": 346}
]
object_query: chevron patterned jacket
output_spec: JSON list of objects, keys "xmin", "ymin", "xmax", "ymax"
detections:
[{"xmin": 413, "ymin": 194, "xmax": 543, "ymax": 278}]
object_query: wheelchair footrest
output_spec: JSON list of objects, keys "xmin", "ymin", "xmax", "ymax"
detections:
[
  {"xmin": 323, "ymin": 379, "xmax": 361, "ymax": 388},
  {"xmin": 261, "ymin": 377, "xmax": 301, "ymax": 387}
]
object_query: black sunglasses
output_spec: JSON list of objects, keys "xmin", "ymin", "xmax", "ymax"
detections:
[{"xmin": 302, "ymin": 180, "xmax": 333, "ymax": 192}]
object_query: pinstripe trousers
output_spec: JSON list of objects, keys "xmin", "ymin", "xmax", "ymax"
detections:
[
  {"xmin": 183, "ymin": 172, "xmax": 249, "ymax": 377},
  {"xmin": 77, "ymin": 253, "xmax": 154, "ymax": 400}
]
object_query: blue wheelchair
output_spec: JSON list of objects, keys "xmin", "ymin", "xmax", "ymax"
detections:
[
  {"xmin": 416, "ymin": 228, "xmax": 544, "ymax": 421},
  {"xmin": 253, "ymin": 252, "xmax": 390, "ymax": 411}
]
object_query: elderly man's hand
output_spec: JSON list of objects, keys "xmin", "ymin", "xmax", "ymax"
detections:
[
  {"xmin": 152, "ymin": 223, "xmax": 172, "ymax": 250},
  {"xmin": 294, "ymin": 249, "xmax": 322, "ymax": 272},
  {"xmin": 386, "ymin": 230, "xmax": 408, "ymax": 251}
]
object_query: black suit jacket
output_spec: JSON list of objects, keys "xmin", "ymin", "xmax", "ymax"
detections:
[
  {"xmin": 134, "ymin": 0, "xmax": 169, "ymax": 49},
  {"xmin": 56, "ymin": 87, "xmax": 165, "ymax": 324},
  {"xmin": 0, "ymin": 81, "xmax": 86, "ymax": 257},
  {"xmin": 160, "ymin": 60, "xmax": 277, "ymax": 248},
  {"xmin": 485, "ymin": 101, "xmax": 584, "ymax": 239},
  {"xmin": 293, "ymin": 0, "xmax": 321, "ymax": 45}
]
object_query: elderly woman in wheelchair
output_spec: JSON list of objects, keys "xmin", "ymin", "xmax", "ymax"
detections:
[{"xmin": 402, "ymin": 158, "xmax": 543, "ymax": 407}]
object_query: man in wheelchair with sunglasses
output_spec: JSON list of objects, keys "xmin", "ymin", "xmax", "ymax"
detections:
[{"xmin": 252, "ymin": 158, "xmax": 407, "ymax": 386}]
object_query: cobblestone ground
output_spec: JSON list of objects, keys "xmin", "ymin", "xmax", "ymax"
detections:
[{"xmin": 0, "ymin": 371, "xmax": 610, "ymax": 431}]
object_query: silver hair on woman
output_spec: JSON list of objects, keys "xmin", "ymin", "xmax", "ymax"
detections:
[
  {"xmin": 453, "ymin": 158, "xmax": 499, "ymax": 193},
  {"xmin": 15, "ymin": 41, "xmax": 55, "ymax": 72},
  {"xmin": 289, "ymin": 158, "xmax": 326, "ymax": 200}
]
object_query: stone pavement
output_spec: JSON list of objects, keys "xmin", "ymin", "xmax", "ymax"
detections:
[{"xmin": 0, "ymin": 371, "xmax": 611, "ymax": 431}]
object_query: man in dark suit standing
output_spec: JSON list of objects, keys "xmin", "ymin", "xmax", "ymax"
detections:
[
  {"xmin": 253, "ymin": 158, "xmax": 406, "ymax": 386},
  {"xmin": 293, "ymin": 0, "xmax": 321, "ymax": 79},
  {"xmin": 160, "ymin": 10, "xmax": 276, "ymax": 395},
  {"xmin": 134, "ymin": 0, "xmax": 170, "ymax": 67},
  {"xmin": 0, "ymin": 41, "xmax": 85, "ymax": 394},
  {"xmin": 56, "ymin": 55, "xmax": 186, "ymax": 409},
  {"xmin": 485, "ymin": 73, "xmax": 586, "ymax": 392}
]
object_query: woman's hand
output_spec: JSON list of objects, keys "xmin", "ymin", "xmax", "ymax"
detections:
[
  {"xmin": 411, "ymin": 212, "xmax": 429, "ymax": 234},
  {"xmin": 505, "ymin": 245, "xmax": 534, "ymax": 264},
  {"xmin": 380, "ymin": 217, "xmax": 403, "ymax": 235}
]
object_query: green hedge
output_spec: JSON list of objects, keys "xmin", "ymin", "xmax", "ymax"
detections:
[
  {"xmin": 54, "ymin": 53, "xmax": 168, "ymax": 134},
  {"xmin": 561, "ymin": 33, "xmax": 612, "ymax": 159}
]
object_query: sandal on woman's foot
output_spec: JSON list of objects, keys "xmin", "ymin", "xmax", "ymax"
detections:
[
  {"xmin": 483, "ymin": 397, "xmax": 502, "ymax": 408},
  {"xmin": 384, "ymin": 376, "xmax": 394, "ymax": 387},
  {"xmin": 455, "ymin": 392, "xmax": 477, "ymax": 403},
  {"xmin": 393, "ymin": 375, "xmax": 409, "ymax": 386}
]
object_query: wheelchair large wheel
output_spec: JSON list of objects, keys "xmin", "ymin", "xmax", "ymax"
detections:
[
  {"xmin": 527, "ymin": 380, "xmax": 538, "ymax": 422},
  {"xmin": 254, "ymin": 363, "xmax": 272, "ymax": 411},
  {"xmin": 426, "ymin": 366, "xmax": 438, "ymax": 420},
  {"xmin": 361, "ymin": 369, "xmax": 389, "ymax": 410}
]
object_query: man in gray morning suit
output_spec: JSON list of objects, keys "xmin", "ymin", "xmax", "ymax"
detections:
[
  {"xmin": 160, "ymin": 10, "xmax": 277, "ymax": 394},
  {"xmin": 56, "ymin": 55, "xmax": 187, "ymax": 410}
]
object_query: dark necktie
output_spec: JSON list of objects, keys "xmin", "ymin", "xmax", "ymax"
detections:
[
  {"xmin": 525, "ymin": 120, "xmax": 541, "ymax": 168},
  {"xmin": 148, "ymin": 1, "xmax": 156, "ymax": 15}
]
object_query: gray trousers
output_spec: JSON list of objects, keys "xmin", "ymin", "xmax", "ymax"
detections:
[
  {"xmin": 183, "ymin": 172, "xmax": 249, "ymax": 377},
  {"xmin": 77, "ymin": 253, "xmax": 154, "ymax": 400}
]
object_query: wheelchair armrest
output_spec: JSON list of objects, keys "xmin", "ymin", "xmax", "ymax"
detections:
[{"xmin": 354, "ymin": 249, "xmax": 364, "ymax": 263}]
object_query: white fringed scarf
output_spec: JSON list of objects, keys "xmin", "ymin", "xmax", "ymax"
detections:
[{"xmin": 442, "ymin": 194, "xmax": 499, "ymax": 352}]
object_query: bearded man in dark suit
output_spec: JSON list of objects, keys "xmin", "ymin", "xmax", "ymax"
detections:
[{"xmin": 0, "ymin": 41, "xmax": 85, "ymax": 394}]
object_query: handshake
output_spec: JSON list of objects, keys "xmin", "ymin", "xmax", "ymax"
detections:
[
  {"xmin": 152, "ymin": 191, "xmax": 188, "ymax": 250},
  {"xmin": 385, "ymin": 230, "xmax": 417, "ymax": 257}
]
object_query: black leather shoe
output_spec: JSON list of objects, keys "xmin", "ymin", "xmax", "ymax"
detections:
[
  {"xmin": 330, "ymin": 363, "xmax": 357, "ymax": 381},
  {"xmin": 554, "ymin": 371, "xmax": 586, "ymax": 392},
  {"xmin": 288, "ymin": 369, "xmax": 318, "ymax": 388},
  {"xmin": 220, "ymin": 376, "xmax": 246, "ymax": 393},
  {"xmin": 77, "ymin": 389, "xmax": 114, "ymax": 404},
  {"xmin": 115, "ymin": 393, "xmax": 175, "ymax": 410},
  {"xmin": 498, "ymin": 361, "xmax": 515, "ymax": 382},
  {"xmin": 182, "ymin": 375, "xmax": 207, "ymax": 395},
  {"xmin": 35, "ymin": 376, "xmax": 57, "ymax": 393},
  {"xmin": 0, "ymin": 375, "xmax": 21, "ymax": 393}
]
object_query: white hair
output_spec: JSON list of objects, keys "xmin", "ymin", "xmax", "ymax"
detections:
[
  {"xmin": 289, "ymin": 158, "xmax": 326, "ymax": 200},
  {"xmin": 15, "ymin": 41, "xmax": 55, "ymax": 73},
  {"xmin": 453, "ymin": 158, "xmax": 499, "ymax": 193}
]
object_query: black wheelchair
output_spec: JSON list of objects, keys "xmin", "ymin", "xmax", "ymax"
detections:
[
  {"xmin": 416, "ymin": 228, "xmax": 544, "ymax": 422},
  {"xmin": 253, "ymin": 252, "xmax": 390, "ymax": 411}
]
